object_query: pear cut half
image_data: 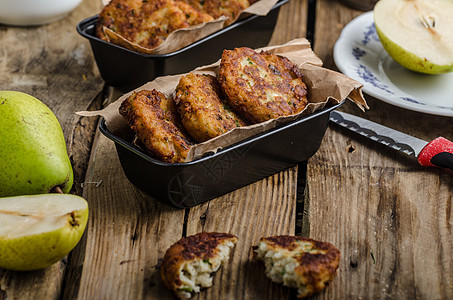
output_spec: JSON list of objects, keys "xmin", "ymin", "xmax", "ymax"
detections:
[
  {"xmin": 374, "ymin": 0, "xmax": 453, "ymax": 74},
  {"xmin": 0, "ymin": 194, "xmax": 88, "ymax": 271}
]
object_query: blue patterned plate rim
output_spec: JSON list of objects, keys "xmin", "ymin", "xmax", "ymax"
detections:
[{"xmin": 333, "ymin": 11, "xmax": 453, "ymax": 117}]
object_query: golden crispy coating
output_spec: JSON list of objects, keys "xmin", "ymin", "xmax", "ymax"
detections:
[
  {"xmin": 96, "ymin": 0, "xmax": 214, "ymax": 50},
  {"xmin": 161, "ymin": 232, "xmax": 238, "ymax": 298},
  {"xmin": 119, "ymin": 89, "xmax": 192, "ymax": 163},
  {"xmin": 255, "ymin": 235, "xmax": 340, "ymax": 298},
  {"xmin": 180, "ymin": 0, "xmax": 250, "ymax": 26},
  {"xmin": 219, "ymin": 47, "xmax": 309, "ymax": 124},
  {"xmin": 175, "ymin": 73, "xmax": 247, "ymax": 142}
]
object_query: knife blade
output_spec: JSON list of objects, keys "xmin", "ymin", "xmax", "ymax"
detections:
[{"xmin": 329, "ymin": 111, "xmax": 453, "ymax": 171}]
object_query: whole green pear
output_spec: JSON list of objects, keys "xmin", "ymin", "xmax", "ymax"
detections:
[
  {"xmin": 0, "ymin": 91, "xmax": 73, "ymax": 196},
  {"xmin": 0, "ymin": 194, "xmax": 88, "ymax": 271}
]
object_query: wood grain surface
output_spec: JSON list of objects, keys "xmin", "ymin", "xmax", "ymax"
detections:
[
  {"xmin": 0, "ymin": 1, "xmax": 104, "ymax": 299},
  {"xmin": 1, "ymin": 0, "xmax": 452, "ymax": 299},
  {"xmin": 185, "ymin": 168, "xmax": 298, "ymax": 299},
  {"xmin": 64, "ymin": 125, "xmax": 186, "ymax": 299},
  {"xmin": 306, "ymin": 1, "xmax": 453, "ymax": 299},
  {"xmin": 62, "ymin": 0, "xmax": 308, "ymax": 298},
  {"xmin": 269, "ymin": 0, "xmax": 308, "ymax": 46}
]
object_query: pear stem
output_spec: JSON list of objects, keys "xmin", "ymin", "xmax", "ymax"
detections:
[{"xmin": 52, "ymin": 186, "xmax": 64, "ymax": 194}]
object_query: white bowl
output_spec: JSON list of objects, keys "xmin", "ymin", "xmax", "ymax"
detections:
[{"xmin": 0, "ymin": 0, "xmax": 83, "ymax": 26}]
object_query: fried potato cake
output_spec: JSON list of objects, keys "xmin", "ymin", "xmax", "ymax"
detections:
[
  {"xmin": 254, "ymin": 235, "xmax": 340, "ymax": 298},
  {"xmin": 219, "ymin": 47, "xmax": 309, "ymax": 124},
  {"xmin": 161, "ymin": 232, "xmax": 238, "ymax": 299},
  {"xmin": 180, "ymin": 0, "xmax": 250, "ymax": 26},
  {"xmin": 119, "ymin": 89, "xmax": 192, "ymax": 163},
  {"xmin": 175, "ymin": 73, "xmax": 247, "ymax": 142},
  {"xmin": 96, "ymin": 0, "xmax": 214, "ymax": 50}
]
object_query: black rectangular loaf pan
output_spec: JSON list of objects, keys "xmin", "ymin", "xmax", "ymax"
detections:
[
  {"xmin": 99, "ymin": 101, "xmax": 344, "ymax": 208},
  {"xmin": 77, "ymin": 0, "xmax": 289, "ymax": 92}
]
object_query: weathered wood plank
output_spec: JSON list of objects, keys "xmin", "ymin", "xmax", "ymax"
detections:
[
  {"xmin": 63, "ymin": 1, "xmax": 311, "ymax": 298},
  {"xmin": 0, "ymin": 0, "xmax": 104, "ymax": 144},
  {"xmin": 63, "ymin": 121, "xmax": 186, "ymax": 299},
  {"xmin": 307, "ymin": 119, "xmax": 453, "ymax": 299},
  {"xmin": 312, "ymin": 0, "xmax": 362, "ymax": 68},
  {"xmin": 269, "ymin": 0, "xmax": 308, "ymax": 46},
  {"xmin": 0, "ymin": 1, "xmax": 104, "ymax": 299},
  {"xmin": 186, "ymin": 168, "xmax": 298, "ymax": 299},
  {"xmin": 177, "ymin": 2, "xmax": 310, "ymax": 298},
  {"xmin": 306, "ymin": 1, "xmax": 453, "ymax": 299},
  {"xmin": 0, "ymin": 264, "xmax": 66, "ymax": 300}
]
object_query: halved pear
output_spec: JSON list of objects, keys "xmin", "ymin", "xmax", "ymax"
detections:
[
  {"xmin": 374, "ymin": 0, "xmax": 453, "ymax": 74},
  {"xmin": 0, "ymin": 194, "xmax": 88, "ymax": 271}
]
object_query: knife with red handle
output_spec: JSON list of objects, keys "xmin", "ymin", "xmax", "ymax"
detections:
[{"xmin": 330, "ymin": 111, "xmax": 453, "ymax": 172}]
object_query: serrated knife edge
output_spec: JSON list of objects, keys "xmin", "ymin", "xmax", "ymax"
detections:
[{"xmin": 329, "ymin": 111, "xmax": 428, "ymax": 158}]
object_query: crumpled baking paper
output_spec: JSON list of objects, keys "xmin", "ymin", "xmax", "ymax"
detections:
[{"xmin": 78, "ymin": 38, "xmax": 368, "ymax": 162}]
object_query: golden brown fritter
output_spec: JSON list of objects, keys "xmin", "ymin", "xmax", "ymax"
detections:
[
  {"xmin": 96, "ymin": 0, "xmax": 214, "ymax": 50},
  {"xmin": 161, "ymin": 232, "xmax": 238, "ymax": 298},
  {"xmin": 180, "ymin": 0, "xmax": 250, "ymax": 26},
  {"xmin": 219, "ymin": 47, "xmax": 309, "ymax": 124},
  {"xmin": 175, "ymin": 73, "xmax": 247, "ymax": 142},
  {"xmin": 119, "ymin": 89, "xmax": 193, "ymax": 163},
  {"xmin": 254, "ymin": 235, "xmax": 340, "ymax": 298}
]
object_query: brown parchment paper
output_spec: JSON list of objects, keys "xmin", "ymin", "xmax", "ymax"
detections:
[
  {"xmin": 102, "ymin": 0, "xmax": 279, "ymax": 55},
  {"xmin": 78, "ymin": 38, "xmax": 368, "ymax": 162}
]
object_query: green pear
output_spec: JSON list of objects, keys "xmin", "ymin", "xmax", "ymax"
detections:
[
  {"xmin": 0, "ymin": 194, "xmax": 88, "ymax": 271},
  {"xmin": 374, "ymin": 0, "xmax": 453, "ymax": 74},
  {"xmin": 0, "ymin": 91, "xmax": 73, "ymax": 197}
]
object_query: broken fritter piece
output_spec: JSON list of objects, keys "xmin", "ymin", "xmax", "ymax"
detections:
[
  {"xmin": 96, "ymin": 0, "xmax": 214, "ymax": 50},
  {"xmin": 119, "ymin": 89, "xmax": 193, "ymax": 163},
  {"xmin": 161, "ymin": 232, "xmax": 238, "ymax": 299},
  {"xmin": 219, "ymin": 47, "xmax": 309, "ymax": 124},
  {"xmin": 254, "ymin": 235, "xmax": 340, "ymax": 298},
  {"xmin": 180, "ymin": 0, "xmax": 251, "ymax": 26},
  {"xmin": 175, "ymin": 73, "xmax": 247, "ymax": 142}
]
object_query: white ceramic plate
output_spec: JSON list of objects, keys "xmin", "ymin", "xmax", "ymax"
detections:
[
  {"xmin": 334, "ymin": 11, "xmax": 453, "ymax": 117},
  {"xmin": 0, "ymin": 0, "xmax": 82, "ymax": 26}
]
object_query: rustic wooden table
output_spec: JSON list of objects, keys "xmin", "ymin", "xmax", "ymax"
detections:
[{"xmin": 1, "ymin": 0, "xmax": 452, "ymax": 299}]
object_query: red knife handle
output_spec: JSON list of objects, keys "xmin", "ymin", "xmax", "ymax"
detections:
[{"xmin": 418, "ymin": 137, "xmax": 453, "ymax": 171}]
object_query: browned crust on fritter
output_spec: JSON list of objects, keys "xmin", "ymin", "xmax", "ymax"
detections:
[
  {"xmin": 96, "ymin": 0, "xmax": 214, "ymax": 50},
  {"xmin": 160, "ymin": 232, "xmax": 238, "ymax": 292},
  {"xmin": 259, "ymin": 235, "xmax": 340, "ymax": 298},
  {"xmin": 175, "ymin": 73, "xmax": 247, "ymax": 142},
  {"xmin": 119, "ymin": 89, "xmax": 193, "ymax": 163},
  {"xmin": 180, "ymin": 0, "xmax": 250, "ymax": 25},
  {"xmin": 219, "ymin": 47, "xmax": 309, "ymax": 124}
]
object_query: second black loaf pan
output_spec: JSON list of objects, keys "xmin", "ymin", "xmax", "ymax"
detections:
[{"xmin": 77, "ymin": 0, "xmax": 289, "ymax": 92}]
